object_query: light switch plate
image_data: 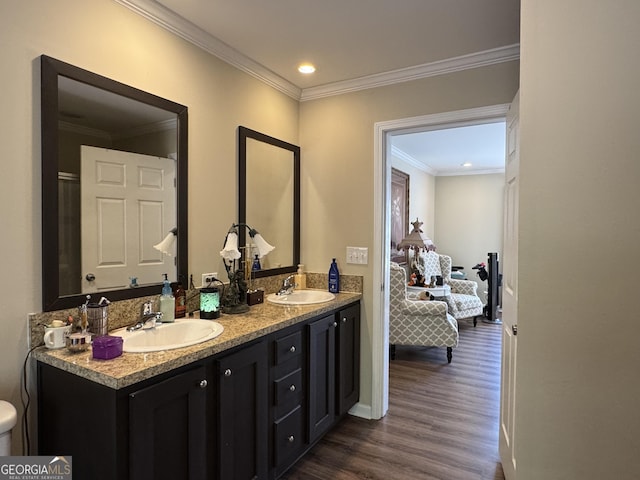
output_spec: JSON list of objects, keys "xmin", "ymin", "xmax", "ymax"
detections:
[{"xmin": 346, "ymin": 246, "xmax": 368, "ymax": 265}]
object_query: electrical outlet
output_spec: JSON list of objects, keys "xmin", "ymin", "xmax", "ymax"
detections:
[{"xmin": 201, "ymin": 272, "xmax": 218, "ymax": 288}]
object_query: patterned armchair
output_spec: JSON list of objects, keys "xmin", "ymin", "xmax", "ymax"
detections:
[
  {"xmin": 419, "ymin": 251, "xmax": 484, "ymax": 326},
  {"xmin": 389, "ymin": 262, "xmax": 458, "ymax": 363}
]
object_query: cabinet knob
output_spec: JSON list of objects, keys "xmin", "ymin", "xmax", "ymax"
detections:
[
  {"xmin": 289, "ymin": 345, "xmax": 296, "ymax": 353},
  {"xmin": 224, "ymin": 369, "xmax": 232, "ymax": 377},
  {"xmin": 199, "ymin": 379, "xmax": 208, "ymax": 389},
  {"xmin": 342, "ymin": 317, "xmax": 347, "ymax": 323},
  {"xmin": 332, "ymin": 321, "xmax": 337, "ymax": 327},
  {"xmin": 289, "ymin": 384, "xmax": 296, "ymax": 392},
  {"xmin": 288, "ymin": 435, "xmax": 295, "ymax": 443}
]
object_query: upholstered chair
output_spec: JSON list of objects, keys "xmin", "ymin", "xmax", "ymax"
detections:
[
  {"xmin": 389, "ymin": 262, "xmax": 458, "ymax": 363},
  {"xmin": 420, "ymin": 251, "xmax": 484, "ymax": 326}
]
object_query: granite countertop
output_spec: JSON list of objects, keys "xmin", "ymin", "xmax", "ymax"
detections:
[{"xmin": 33, "ymin": 292, "xmax": 361, "ymax": 390}]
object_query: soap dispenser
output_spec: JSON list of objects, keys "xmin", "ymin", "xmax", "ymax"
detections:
[
  {"xmin": 294, "ymin": 264, "xmax": 306, "ymax": 290},
  {"xmin": 159, "ymin": 274, "xmax": 175, "ymax": 323}
]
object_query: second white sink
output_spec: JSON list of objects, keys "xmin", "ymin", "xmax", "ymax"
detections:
[
  {"xmin": 111, "ymin": 319, "xmax": 224, "ymax": 353},
  {"xmin": 267, "ymin": 289, "xmax": 335, "ymax": 305}
]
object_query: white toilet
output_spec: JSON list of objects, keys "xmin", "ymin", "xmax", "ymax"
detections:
[{"xmin": 0, "ymin": 400, "xmax": 17, "ymax": 456}]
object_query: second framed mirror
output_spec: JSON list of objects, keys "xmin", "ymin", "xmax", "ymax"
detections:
[{"xmin": 238, "ymin": 126, "xmax": 300, "ymax": 278}]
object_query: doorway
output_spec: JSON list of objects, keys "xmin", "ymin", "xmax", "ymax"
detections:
[{"xmin": 371, "ymin": 104, "xmax": 510, "ymax": 419}]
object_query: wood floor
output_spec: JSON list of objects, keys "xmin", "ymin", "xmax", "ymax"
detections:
[{"xmin": 282, "ymin": 320, "xmax": 505, "ymax": 480}]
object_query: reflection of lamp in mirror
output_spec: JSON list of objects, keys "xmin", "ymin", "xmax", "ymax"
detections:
[
  {"xmin": 153, "ymin": 227, "xmax": 177, "ymax": 256},
  {"xmin": 219, "ymin": 223, "xmax": 274, "ymax": 313}
]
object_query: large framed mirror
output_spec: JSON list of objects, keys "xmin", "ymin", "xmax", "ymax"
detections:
[
  {"xmin": 239, "ymin": 126, "xmax": 300, "ymax": 278},
  {"xmin": 41, "ymin": 55, "xmax": 188, "ymax": 311}
]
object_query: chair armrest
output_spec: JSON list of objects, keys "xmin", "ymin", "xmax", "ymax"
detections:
[
  {"xmin": 401, "ymin": 299, "xmax": 448, "ymax": 316},
  {"xmin": 449, "ymin": 279, "xmax": 478, "ymax": 296}
]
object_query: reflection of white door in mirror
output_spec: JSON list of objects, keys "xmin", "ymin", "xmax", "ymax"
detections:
[{"xmin": 81, "ymin": 146, "xmax": 176, "ymax": 293}]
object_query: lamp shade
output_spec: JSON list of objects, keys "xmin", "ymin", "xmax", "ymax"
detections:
[
  {"xmin": 153, "ymin": 228, "xmax": 177, "ymax": 256},
  {"xmin": 251, "ymin": 232, "xmax": 275, "ymax": 258},
  {"xmin": 397, "ymin": 218, "xmax": 434, "ymax": 252}
]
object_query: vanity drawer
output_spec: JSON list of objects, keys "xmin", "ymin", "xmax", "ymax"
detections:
[
  {"xmin": 274, "ymin": 368, "xmax": 303, "ymax": 418},
  {"xmin": 274, "ymin": 331, "xmax": 302, "ymax": 366},
  {"xmin": 273, "ymin": 405, "xmax": 303, "ymax": 469}
]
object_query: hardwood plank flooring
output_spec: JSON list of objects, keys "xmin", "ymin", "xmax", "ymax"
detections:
[{"xmin": 282, "ymin": 321, "xmax": 505, "ymax": 480}]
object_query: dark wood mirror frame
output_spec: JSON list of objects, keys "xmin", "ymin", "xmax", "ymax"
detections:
[
  {"xmin": 238, "ymin": 126, "xmax": 300, "ymax": 278},
  {"xmin": 41, "ymin": 55, "xmax": 188, "ymax": 311}
]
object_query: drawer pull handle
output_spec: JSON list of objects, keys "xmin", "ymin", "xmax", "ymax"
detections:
[
  {"xmin": 289, "ymin": 345, "xmax": 296, "ymax": 353},
  {"xmin": 199, "ymin": 380, "xmax": 208, "ymax": 388},
  {"xmin": 288, "ymin": 435, "xmax": 295, "ymax": 443},
  {"xmin": 224, "ymin": 369, "xmax": 232, "ymax": 377},
  {"xmin": 289, "ymin": 384, "xmax": 296, "ymax": 392}
]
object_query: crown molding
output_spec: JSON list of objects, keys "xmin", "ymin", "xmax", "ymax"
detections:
[
  {"xmin": 115, "ymin": 0, "xmax": 302, "ymax": 99},
  {"xmin": 437, "ymin": 167, "xmax": 505, "ymax": 177},
  {"xmin": 390, "ymin": 145, "xmax": 436, "ymax": 175},
  {"xmin": 392, "ymin": 144, "xmax": 504, "ymax": 177},
  {"xmin": 301, "ymin": 44, "xmax": 520, "ymax": 101},
  {"xmin": 117, "ymin": 1, "xmax": 518, "ymax": 102}
]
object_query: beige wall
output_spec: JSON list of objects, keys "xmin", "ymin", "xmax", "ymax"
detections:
[
  {"xmin": 299, "ymin": 62, "xmax": 519, "ymax": 408},
  {"xmin": 0, "ymin": 0, "xmax": 298, "ymax": 454},
  {"xmin": 435, "ymin": 174, "xmax": 504, "ymax": 299},
  {"xmin": 518, "ymin": 0, "xmax": 640, "ymax": 478}
]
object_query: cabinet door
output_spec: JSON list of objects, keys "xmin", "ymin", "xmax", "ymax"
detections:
[
  {"xmin": 337, "ymin": 303, "xmax": 361, "ymax": 416},
  {"xmin": 307, "ymin": 314, "xmax": 336, "ymax": 444},
  {"xmin": 129, "ymin": 365, "xmax": 208, "ymax": 480},
  {"xmin": 217, "ymin": 340, "xmax": 269, "ymax": 480}
]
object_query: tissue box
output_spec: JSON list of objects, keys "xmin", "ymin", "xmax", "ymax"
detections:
[
  {"xmin": 247, "ymin": 289, "xmax": 264, "ymax": 306},
  {"xmin": 92, "ymin": 335, "xmax": 123, "ymax": 360}
]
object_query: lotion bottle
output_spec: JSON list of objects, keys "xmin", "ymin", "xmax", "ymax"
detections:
[
  {"xmin": 159, "ymin": 274, "xmax": 175, "ymax": 323},
  {"xmin": 328, "ymin": 259, "xmax": 340, "ymax": 293},
  {"xmin": 294, "ymin": 264, "xmax": 306, "ymax": 290}
]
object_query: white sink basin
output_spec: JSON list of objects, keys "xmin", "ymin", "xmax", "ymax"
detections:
[
  {"xmin": 111, "ymin": 319, "xmax": 224, "ymax": 353},
  {"xmin": 266, "ymin": 289, "xmax": 335, "ymax": 306}
]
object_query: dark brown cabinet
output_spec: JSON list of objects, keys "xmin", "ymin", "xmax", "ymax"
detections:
[
  {"xmin": 216, "ymin": 340, "xmax": 269, "ymax": 480},
  {"xmin": 37, "ymin": 361, "xmax": 211, "ymax": 480},
  {"xmin": 306, "ymin": 304, "xmax": 361, "ymax": 447},
  {"xmin": 336, "ymin": 303, "xmax": 361, "ymax": 416},
  {"xmin": 307, "ymin": 313, "xmax": 336, "ymax": 444},
  {"xmin": 129, "ymin": 365, "xmax": 209, "ymax": 480},
  {"xmin": 37, "ymin": 301, "xmax": 360, "ymax": 480},
  {"xmin": 270, "ymin": 328, "xmax": 305, "ymax": 477}
]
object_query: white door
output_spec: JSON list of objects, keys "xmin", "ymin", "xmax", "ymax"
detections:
[
  {"xmin": 499, "ymin": 92, "xmax": 519, "ymax": 479},
  {"xmin": 81, "ymin": 146, "xmax": 176, "ymax": 292}
]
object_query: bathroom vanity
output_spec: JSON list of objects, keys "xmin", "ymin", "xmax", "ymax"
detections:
[{"xmin": 36, "ymin": 294, "xmax": 360, "ymax": 480}]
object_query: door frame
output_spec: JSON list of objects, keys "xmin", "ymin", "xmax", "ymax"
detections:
[{"xmin": 371, "ymin": 104, "xmax": 510, "ymax": 419}]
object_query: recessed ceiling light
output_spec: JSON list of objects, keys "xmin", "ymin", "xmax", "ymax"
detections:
[
  {"xmin": 462, "ymin": 162, "xmax": 473, "ymax": 167},
  {"xmin": 298, "ymin": 64, "xmax": 316, "ymax": 74}
]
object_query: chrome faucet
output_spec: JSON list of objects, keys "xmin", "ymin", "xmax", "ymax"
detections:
[
  {"xmin": 127, "ymin": 300, "xmax": 163, "ymax": 331},
  {"xmin": 277, "ymin": 274, "xmax": 297, "ymax": 295}
]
